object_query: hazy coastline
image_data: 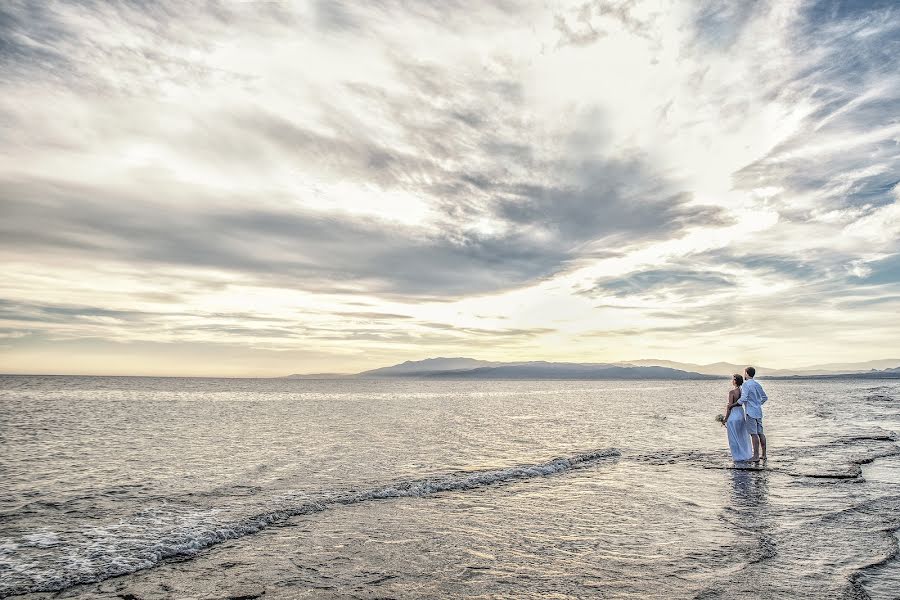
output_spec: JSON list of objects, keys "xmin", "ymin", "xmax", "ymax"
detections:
[{"xmin": 283, "ymin": 357, "xmax": 900, "ymax": 381}]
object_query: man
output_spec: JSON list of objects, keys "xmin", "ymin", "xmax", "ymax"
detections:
[{"xmin": 738, "ymin": 366, "xmax": 768, "ymax": 462}]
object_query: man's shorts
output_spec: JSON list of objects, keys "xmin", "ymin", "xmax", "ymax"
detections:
[{"xmin": 747, "ymin": 416, "xmax": 764, "ymax": 435}]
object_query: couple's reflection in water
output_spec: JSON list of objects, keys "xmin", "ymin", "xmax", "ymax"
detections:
[
  {"xmin": 722, "ymin": 467, "xmax": 775, "ymax": 596},
  {"xmin": 730, "ymin": 467, "xmax": 769, "ymax": 509}
]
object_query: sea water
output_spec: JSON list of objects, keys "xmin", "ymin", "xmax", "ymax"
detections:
[{"xmin": 0, "ymin": 376, "xmax": 898, "ymax": 598}]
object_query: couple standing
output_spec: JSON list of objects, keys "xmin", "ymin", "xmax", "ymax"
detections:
[{"xmin": 723, "ymin": 366, "xmax": 768, "ymax": 463}]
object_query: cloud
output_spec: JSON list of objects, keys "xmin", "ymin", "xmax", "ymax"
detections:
[
  {"xmin": 0, "ymin": 177, "xmax": 563, "ymax": 297},
  {"xmin": 0, "ymin": 2, "xmax": 726, "ymax": 301},
  {"xmin": 0, "ymin": 169, "xmax": 721, "ymax": 298},
  {"xmin": 690, "ymin": 1, "xmax": 759, "ymax": 50},
  {"xmin": 584, "ymin": 268, "xmax": 735, "ymax": 299},
  {"xmin": 1, "ymin": 0, "xmax": 899, "ymax": 373},
  {"xmin": 334, "ymin": 312, "xmax": 413, "ymax": 320},
  {"xmin": 0, "ymin": 295, "xmax": 555, "ymax": 361},
  {"xmin": 853, "ymin": 253, "xmax": 900, "ymax": 286},
  {"xmin": 731, "ymin": 1, "xmax": 900, "ymax": 223}
]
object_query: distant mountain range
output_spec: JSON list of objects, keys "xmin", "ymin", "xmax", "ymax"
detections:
[
  {"xmin": 770, "ymin": 366, "xmax": 900, "ymax": 380},
  {"xmin": 620, "ymin": 359, "xmax": 900, "ymax": 377},
  {"xmin": 361, "ymin": 360, "xmax": 716, "ymax": 380},
  {"xmin": 285, "ymin": 357, "xmax": 900, "ymax": 380},
  {"xmin": 286, "ymin": 358, "xmax": 708, "ymax": 380},
  {"xmin": 359, "ymin": 357, "xmax": 503, "ymax": 377}
]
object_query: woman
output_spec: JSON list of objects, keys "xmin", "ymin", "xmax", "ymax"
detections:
[{"xmin": 724, "ymin": 373, "xmax": 753, "ymax": 462}]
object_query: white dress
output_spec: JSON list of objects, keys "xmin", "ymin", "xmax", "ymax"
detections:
[{"xmin": 726, "ymin": 402, "xmax": 753, "ymax": 462}]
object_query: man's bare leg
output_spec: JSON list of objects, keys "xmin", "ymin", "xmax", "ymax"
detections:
[
  {"xmin": 750, "ymin": 434, "xmax": 760, "ymax": 461},
  {"xmin": 759, "ymin": 434, "xmax": 767, "ymax": 460}
]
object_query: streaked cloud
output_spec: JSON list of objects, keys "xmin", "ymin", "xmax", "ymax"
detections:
[{"xmin": 1, "ymin": 0, "xmax": 898, "ymax": 375}]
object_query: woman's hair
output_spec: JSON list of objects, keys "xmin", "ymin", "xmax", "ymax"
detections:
[{"xmin": 732, "ymin": 374, "xmax": 744, "ymax": 386}]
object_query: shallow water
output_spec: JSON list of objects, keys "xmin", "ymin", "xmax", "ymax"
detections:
[{"xmin": 1, "ymin": 376, "xmax": 898, "ymax": 598}]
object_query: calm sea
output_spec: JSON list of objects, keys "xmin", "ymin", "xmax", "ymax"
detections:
[{"xmin": 1, "ymin": 376, "xmax": 899, "ymax": 598}]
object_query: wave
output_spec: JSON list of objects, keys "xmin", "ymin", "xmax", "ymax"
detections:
[
  {"xmin": 849, "ymin": 528, "xmax": 900, "ymax": 598},
  {"xmin": 0, "ymin": 448, "xmax": 619, "ymax": 597}
]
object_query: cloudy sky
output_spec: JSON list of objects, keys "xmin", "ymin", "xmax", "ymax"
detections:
[{"xmin": 1, "ymin": 0, "xmax": 899, "ymax": 376}]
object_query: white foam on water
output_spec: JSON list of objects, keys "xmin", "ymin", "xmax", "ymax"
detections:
[
  {"xmin": 0, "ymin": 448, "xmax": 620, "ymax": 597},
  {"xmin": 20, "ymin": 532, "xmax": 61, "ymax": 549}
]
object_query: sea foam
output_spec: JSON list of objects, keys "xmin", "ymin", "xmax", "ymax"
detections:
[{"xmin": 0, "ymin": 448, "xmax": 620, "ymax": 596}]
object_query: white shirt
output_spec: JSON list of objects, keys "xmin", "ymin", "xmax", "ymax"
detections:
[{"xmin": 739, "ymin": 379, "xmax": 768, "ymax": 419}]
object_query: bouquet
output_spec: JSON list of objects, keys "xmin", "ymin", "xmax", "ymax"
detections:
[{"xmin": 715, "ymin": 414, "xmax": 726, "ymax": 425}]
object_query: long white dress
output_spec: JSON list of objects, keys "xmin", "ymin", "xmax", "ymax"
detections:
[{"xmin": 726, "ymin": 403, "xmax": 753, "ymax": 462}]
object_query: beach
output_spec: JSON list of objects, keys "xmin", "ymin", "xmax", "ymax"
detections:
[{"xmin": 1, "ymin": 376, "xmax": 899, "ymax": 598}]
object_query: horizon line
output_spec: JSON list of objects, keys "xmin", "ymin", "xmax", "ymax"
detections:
[{"xmin": 3, "ymin": 355, "xmax": 899, "ymax": 380}]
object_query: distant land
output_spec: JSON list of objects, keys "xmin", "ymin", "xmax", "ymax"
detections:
[
  {"xmin": 769, "ymin": 366, "xmax": 900, "ymax": 380},
  {"xmin": 621, "ymin": 359, "xmax": 900, "ymax": 377},
  {"xmin": 285, "ymin": 357, "xmax": 900, "ymax": 380}
]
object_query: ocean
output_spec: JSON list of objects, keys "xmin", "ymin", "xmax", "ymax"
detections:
[{"xmin": 1, "ymin": 376, "xmax": 898, "ymax": 599}]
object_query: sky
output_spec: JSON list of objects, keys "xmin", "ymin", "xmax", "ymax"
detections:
[{"xmin": 1, "ymin": 0, "xmax": 899, "ymax": 376}]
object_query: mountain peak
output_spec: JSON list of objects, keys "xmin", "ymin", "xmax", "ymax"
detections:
[{"xmin": 286, "ymin": 357, "xmax": 900, "ymax": 380}]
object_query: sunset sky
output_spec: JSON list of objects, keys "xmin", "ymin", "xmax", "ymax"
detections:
[{"xmin": 1, "ymin": 0, "xmax": 899, "ymax": 376}]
